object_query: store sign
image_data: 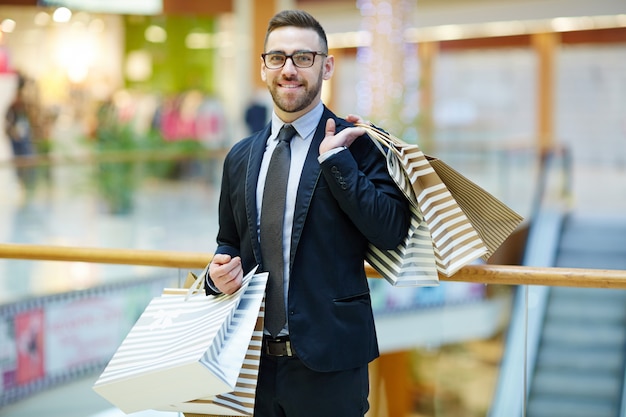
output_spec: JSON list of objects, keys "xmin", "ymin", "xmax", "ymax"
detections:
[
  {"xmin": 14, "ymin": 309, "xmax": 44, "ymax": 385},
  {"xmin": 0, "ymin": 278, "xmax": 168, "ymax": 407},
  {"xmin": 38, "ymin": 0, "xmax": 162, "ymax": 15},
  {"xmin": 44, "ymin": 296, "xmax": 130, "ymax": 374}
]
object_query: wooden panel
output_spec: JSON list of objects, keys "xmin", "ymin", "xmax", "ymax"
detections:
[
  {"xmin": 0, "ymin": 0, "xmax": 37, "ymax": 5},
  {"xmin": 533, "ymin": 32, "xmax": 558, "ymax": 150},
  {"xmin": 439, "ymin": 34, "xmax": 531, "ymax": 51},
  {"xmin": 561, "ymin": 27, "xmax": 626, "ymax": 45},
  {"xmin": 162, "ymin": 0, "xmax": 232, "ymax": 16},
  {"xmin": 433, "ymin": 28, "xmax": 625, "ymax": 51},
  {"xmin": 253, "ymin": 0, "xmax": 277, "ymax": 89}
]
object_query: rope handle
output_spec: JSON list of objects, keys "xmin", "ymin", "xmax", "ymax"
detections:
[
  {"xmin": 184, "ymin": 262, "xmax": 210, "ymax": 301},
  {"xmin": 355, "ymin": 123, "xmax": 404, "ymax": 158},
  {"xmin": 184, "ymin": 264, "xmax": 260, "ymax": 301}
]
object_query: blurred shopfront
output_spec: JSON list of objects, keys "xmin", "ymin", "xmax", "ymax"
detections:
[{"xmin": 0, "ymin": 1, "xmax": 625, "ymax": 416}]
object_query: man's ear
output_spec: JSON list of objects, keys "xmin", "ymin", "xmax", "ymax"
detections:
[{"xmin": 322, "ymin": 55, "xmax": 335, "ymax": 81}]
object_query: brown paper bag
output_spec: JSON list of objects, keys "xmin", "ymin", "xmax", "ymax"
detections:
[
  {"xmin": 359, "ymin": 123, "xmax": 523, "ymax": 283},
  {"xmin": 426, "ymin": 156, "xmax": 524, "ymax": 261}
]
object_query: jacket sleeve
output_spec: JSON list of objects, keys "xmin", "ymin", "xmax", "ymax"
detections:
[
  {"xmin": 319, "ymin": 122, "xmax": 410, "ymax": 250},
  {"xmin": 204, "ymin": 144, "xmax": 246, "ymax": 295}
]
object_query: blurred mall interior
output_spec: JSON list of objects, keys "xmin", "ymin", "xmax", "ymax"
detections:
[{"xmin": 0, "ymin": 0, "xmax": 625, "ymax": 416}]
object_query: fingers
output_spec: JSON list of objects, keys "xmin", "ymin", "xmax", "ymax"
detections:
[
  {"xmin": 325, "ymin": 117, "xmax": 336, "ymax": 136},
  {"xmin": 209, "ymin": 255, "xmax": 244, "ymax": 294},
  {"xmin": 345, "ymin": 114, "xmax": 371, "ymax": 126},
  {"xmin": 337, "ymin": 126, "xmax": 366, "ymax": 147},
  {"xmin": 320, "ymin": 118, "xmax": 366, "ymax": 154},
  {"xmin": 345, "ymin": 114, "xmax": 362, "ymax": 124}
]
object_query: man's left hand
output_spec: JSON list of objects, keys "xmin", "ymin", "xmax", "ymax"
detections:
[{"xmin": 319, "ymin": 118, "xmax": 366, "ymax": 155}]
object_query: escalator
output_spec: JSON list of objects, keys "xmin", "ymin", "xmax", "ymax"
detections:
[
  {"xmin": 490, "ymin": 213, "xmax": 626, "ymax": 417},
  {"xmin": 526, "ymin": 215, "xmax": 626, "ymax": 417}
]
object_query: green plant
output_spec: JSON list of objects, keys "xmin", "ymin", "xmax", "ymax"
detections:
[
  {"xmin": 96, "ymin": 122, "xmax": 140, "ymax": 214},
  {"xmin": 94, "ymin": 120, "xmax": 206, "ymax": 214}
]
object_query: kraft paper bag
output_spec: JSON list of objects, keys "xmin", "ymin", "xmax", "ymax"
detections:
[
  {"xmin": 92, "ymin": 266, "xmax": 268, "ymax": 414},
  {"xmin": 425, "ymin": 155, "xmax": 524, "ymax": 262},
  {"xmin": 364, "ymin": 128, "xmax": 439, "ymax": 286},
  {"xmin": 359, "ymin": 123, "xmax": 522, "ymax": 285}
]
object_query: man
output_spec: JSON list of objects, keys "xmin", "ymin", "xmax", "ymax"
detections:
[{"xmin": 207, "ymin": 9, "xmax": 410, "ymax": 417}]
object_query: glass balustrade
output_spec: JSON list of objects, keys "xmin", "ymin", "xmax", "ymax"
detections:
[{"xmin": 2, "ymin": 142, "xmax": 612, "ymax": 417}]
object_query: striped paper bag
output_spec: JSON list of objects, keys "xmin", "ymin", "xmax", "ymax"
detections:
[
  {"xmin": 426, "ymin": 156, "xmax": 524, "ymax": 262},
  {"xmin": 163, "ymin": 314, "xmax": 263, "ymax": 417},
  {"xmin": 157, "ymin": 272, "xmax": 266, "ymax": 417},
  {"xmin": 367, "ymin": 136, "xmax": 440, "ymax": 286},
  {"xmin": 360, "ymin": 124, "xmax": 522, "ymax": 284},
  {"xmin": 93, "ymin": 267, "xmax": 267, "ymax": 415}
]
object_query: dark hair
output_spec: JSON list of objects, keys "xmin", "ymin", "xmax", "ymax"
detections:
[{"xmin": 264, "ymin": 10, "xmax": 328, "ymax": 53}]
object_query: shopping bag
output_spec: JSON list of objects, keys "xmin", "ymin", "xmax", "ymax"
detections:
[
  {"xmin": 156, "ymin": 272, "xmax": 266, "ymax": 417},
  {"xmin": 364, "ymin": 146, "xmax": 440, "ymax": 287},
  {"xmin": 359, "ymin": 123, "xmax": 522, "ymax": 285},
  {"xmin": 92, "ymin": 266, "xmax": 268, "ymax": 414},
  {"xmin": 426, "ymin": 156, "xmax": 524, "ymax": 261}
]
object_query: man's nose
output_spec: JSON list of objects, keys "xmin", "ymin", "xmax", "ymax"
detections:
[{"xmin": 281, "ymin": 57, "xmax": 298, "ymax": 73}]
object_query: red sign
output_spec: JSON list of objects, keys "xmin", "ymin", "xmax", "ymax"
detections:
[{"xmin": 15, "ymin": 309, "xmax": 45, "ymax": 385}]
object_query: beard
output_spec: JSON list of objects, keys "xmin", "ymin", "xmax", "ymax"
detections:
[{"xmin": 268, "ymin": 71, "xmax": 324, "ymax": 114}]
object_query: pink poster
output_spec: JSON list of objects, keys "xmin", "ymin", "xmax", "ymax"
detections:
[
  {"xmin": 14, "ymin": 309, "xmax": 45, "ymax": 385},
  {"xmin": 44, "ymin": 296, "xmax": 129, "ymax": 373},
  {"xmin": 1, "ymin": 317, "xmax": 18, "ymax": 392}
]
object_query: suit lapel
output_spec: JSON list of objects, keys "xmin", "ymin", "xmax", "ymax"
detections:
[
  {"xmin": 289, "ymin": 108, "xmax": 336, "ymax": 265},
  {"xmin": 247, "ymin": 108, "xmax": 338, "ymax": 268}
]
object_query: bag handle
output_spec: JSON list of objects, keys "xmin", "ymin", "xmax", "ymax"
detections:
[
  {"xmin": 355, "ymin": 123, "xmax": 403, "ymax": 158},
  {"xmin": 184, "ymin": 262, "xmax": 210, "ymax": 301},
  {"xmin": 183, "ymin": 264, "xmax": 260, "ymax": 301}
]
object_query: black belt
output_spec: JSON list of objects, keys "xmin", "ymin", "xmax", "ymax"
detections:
[{"xmin": 263, "ymin": 336, "xmax": 296, "ymax": 357}]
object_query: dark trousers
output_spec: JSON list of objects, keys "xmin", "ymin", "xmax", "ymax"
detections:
[{"xmin": 254, "ymin": 353, "xmax": 370, "ymax": 417}]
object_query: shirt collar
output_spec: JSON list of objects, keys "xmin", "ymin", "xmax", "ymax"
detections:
[{"xmin": 270, "ymin": 101, "xmax": 324, "ymax": 142}]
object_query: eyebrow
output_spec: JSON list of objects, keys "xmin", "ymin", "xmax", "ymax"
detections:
[{"xmin": 265, "ymin": 50, "xmax": 313, "ymax": 54}]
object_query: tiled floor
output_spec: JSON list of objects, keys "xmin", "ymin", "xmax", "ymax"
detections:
[{"xmin": 0, "ymin": 375, "xmax": 176, "ymax": 417}]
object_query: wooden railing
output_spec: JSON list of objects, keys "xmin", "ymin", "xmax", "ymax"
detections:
[
  {"xmin": 0, "ymin": 148, "xmax": 228, "ymax": 168},
  {"xmin": 2, "ymin": 243, "xmax": 626, "ymax": 289}
]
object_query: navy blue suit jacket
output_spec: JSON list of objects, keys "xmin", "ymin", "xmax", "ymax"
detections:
[{"xmin": 209, "ymin": 106, "xmax": 410, "ymax": 372}]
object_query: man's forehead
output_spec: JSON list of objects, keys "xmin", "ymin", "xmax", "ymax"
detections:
[{"xmin": 266, "ymin": 26, "xmax": 321, "ymax": 50}]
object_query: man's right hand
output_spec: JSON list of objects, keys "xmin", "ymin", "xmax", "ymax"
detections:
[{"xmin": 208, "ymin": 254, "xmax": 243, "ymax": 294}]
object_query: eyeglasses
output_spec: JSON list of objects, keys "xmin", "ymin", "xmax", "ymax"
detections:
[{"xmin": 262, "ymin": 51, "xmax": 327, "ymax": 69}]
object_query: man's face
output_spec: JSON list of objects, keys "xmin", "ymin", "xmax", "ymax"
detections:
[{"xmin": 261, "ymin": 26, "xmax": 334, "ymax": 123}]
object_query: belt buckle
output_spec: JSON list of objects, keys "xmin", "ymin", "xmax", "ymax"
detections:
[{"xmin": 266, "ymin": 338, "xmax": 294, "ymax": 357}]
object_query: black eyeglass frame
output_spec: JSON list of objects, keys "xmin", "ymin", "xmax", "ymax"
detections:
[{"xmin": 261, "ymin": 51, "xmax": 328, "ymax": 69}]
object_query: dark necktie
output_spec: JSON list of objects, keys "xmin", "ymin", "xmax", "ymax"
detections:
[{"xmin": 260, "ymin": 124, "xmax": 296, "ymax": 337}]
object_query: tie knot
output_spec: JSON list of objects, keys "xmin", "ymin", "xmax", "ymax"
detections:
[{"xmin": 277, "ymin": 124, "xmax": 296, "ymax": 144}]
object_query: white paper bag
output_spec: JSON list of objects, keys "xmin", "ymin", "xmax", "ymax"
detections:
[
  {"xmin": 93, "ymin": 267, "xmax": 268, "ymax": 414},
  {"xmin": 156, "ymin": 299, "xmax": 265, "ymax": 416}
]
